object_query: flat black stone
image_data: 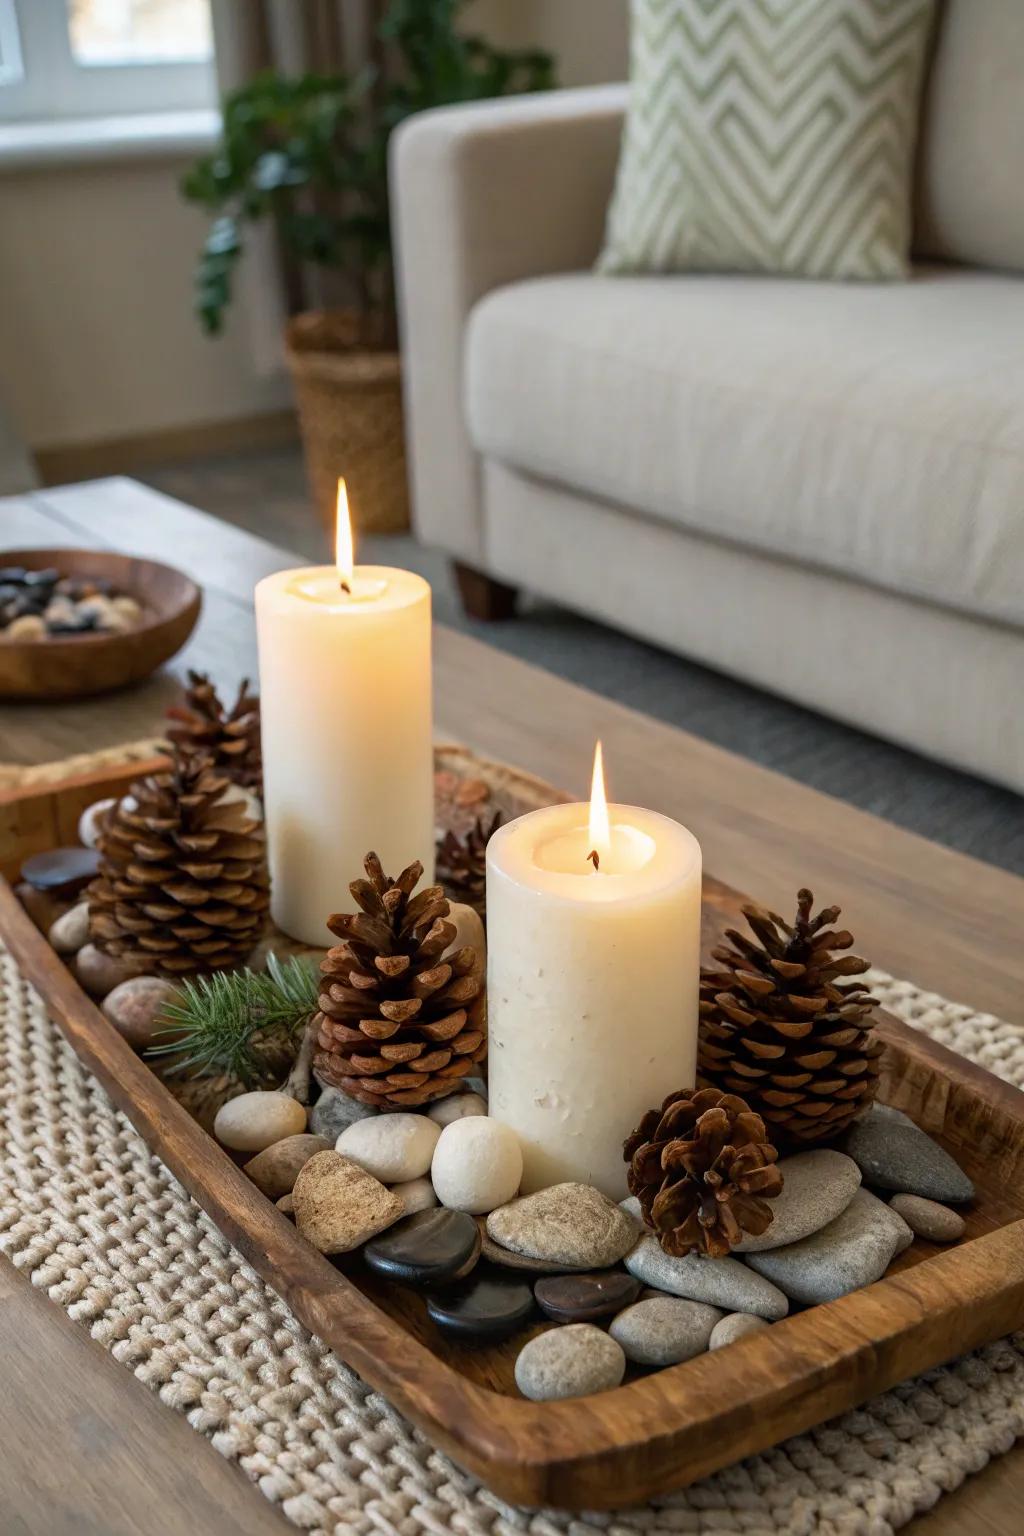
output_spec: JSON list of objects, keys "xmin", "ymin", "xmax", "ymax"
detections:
[
  {"xmin": 427, "ymin": 1272, "xmax": 535, "ymax": 1343},
  {"xmin": 21, "ymin": 846, "xmax": 101, "ymax": 898},
  {"xmin": 0, "ymin": 567, "xmax": 27, "ymax": 584},
  {"xmin": 534, "ymin": 1269, "xmax": 642, "ymax": 1323},
  {"xmin": 363, "ymin": 1208, "xmax": 480, "ymax": 1287}
]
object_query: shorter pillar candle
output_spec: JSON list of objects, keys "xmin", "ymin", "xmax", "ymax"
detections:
[{"xmin": 486, "ymin": 758, "xmax": 702, "ymax": 1198}]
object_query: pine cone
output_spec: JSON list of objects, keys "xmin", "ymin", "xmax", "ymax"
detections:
[
  {"xmin": 699, "ymin": 888, "xmax": 882, "ymax": 1146},
  {"xmin": 166, "ymin": 671, "xmax": 262, "ymax": 791},
  {"xmin": 313, "ymin": 853, "xmax": 486, "ymax": 1109},
  {"xmin": 624, "ymin": 1087, "xmax": 783, "ymax": 1259},
  {"xmin": 88, "ymin": 756, "xmax": 269, "ymax": 976},
  {"xmin": 436, "ymin": 811, "xmax": 501, "ymax": 918}
]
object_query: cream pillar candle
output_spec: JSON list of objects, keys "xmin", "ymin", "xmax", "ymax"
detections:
[
  {"xmin": 486, "ymin": 746, "xmax": 702, "ymax": 1199},
  {"xmin": 254, "ymin": 483, "xmax": 433, "ymax": 945}
]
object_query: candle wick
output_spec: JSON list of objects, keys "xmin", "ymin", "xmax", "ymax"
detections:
[
  {"xmin": 340, "ymin": 579, "xmax": 351, "ymax": 595},
  {"xmin": 587, "ymin": 849, "xmax": 600, "ymax": 872}
]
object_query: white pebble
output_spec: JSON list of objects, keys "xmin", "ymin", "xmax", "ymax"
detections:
[
  {"xmin": 428, "ymin": 1091, "xmax": 488, "ymax": 1127},
  {"xmin": 49, "ymin": 903, "xmax": 90, "ymax": 955},
  {"xmin": 78, "ymin": 797, "xmax": 117, "ymax": 849},
  {"xmin": 218, "ymin": 781, "xmax": 263, "ymax": 821},
  {"xmin": 336, "ymin": 1112, "xmax": 439, "ymax": 1182},
  {"xmin": 431, "ymin": 1117, "xmax": 522, "ymax": 1214},
  {"xmin": 5, "ymin": 614, "xmax": 46, "ymax": 641},
  {"xmin": 214, "ymin": 1091, "xmax": 307, "ymax": 1152},
  {"xmin": 391, "ymin": 1176, "xmax": 438, "ymax": 1217}
]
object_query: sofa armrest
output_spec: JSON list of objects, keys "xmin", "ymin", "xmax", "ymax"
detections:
[{"xmin": 391, "ymin": 86, "xmax": 628, "ymax": 562}]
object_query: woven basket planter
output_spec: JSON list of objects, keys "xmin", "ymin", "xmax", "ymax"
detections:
[{"xmin": 285, "ymin": 310, "xmax": 409, "ymax": 536}]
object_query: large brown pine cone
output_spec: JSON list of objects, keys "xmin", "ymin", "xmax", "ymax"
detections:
[
  {"xmin": 166, "ymin": 671, "xmax": 262, "ymax": 791},
  {"xmin": 88, "ymin": 756, "xmax": 269, "ymax": 976},
  {"xmin": 699, "ymin": 889, "xmax": 881, "ymax": 1146},
  {"xmin": 313, "ymin": 853, "xmax": 486, "ymax": 1109},
  {"xmin": 624, "ymin": 1086, "xmax": 783, "ymax": 1259}
]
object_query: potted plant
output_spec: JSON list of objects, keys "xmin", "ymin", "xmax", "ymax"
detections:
[{"xmin": 182, "ymin": 0, "xmax": 556, "ymax": 535}]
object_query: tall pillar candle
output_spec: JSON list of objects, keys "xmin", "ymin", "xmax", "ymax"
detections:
[
  {"xmin": 486, "ymin": 765, "xmax": 702, "ymax": 1199},
  {"xmin": 255, "ymin": 499, "xmax": 433, "ymax": 945}
]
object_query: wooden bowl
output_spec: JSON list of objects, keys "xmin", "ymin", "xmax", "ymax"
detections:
[{"xmin": 0, "ymin": 549, "xmax": 201, "ymax": 700}]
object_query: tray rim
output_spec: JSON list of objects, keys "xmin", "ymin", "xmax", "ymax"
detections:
[{"xmin": 2, "ymin": 757, "xmax": 1024, "ymax": 1509}]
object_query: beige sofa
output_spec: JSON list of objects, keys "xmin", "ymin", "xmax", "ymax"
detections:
[{"xmin": 391, "ymin": 0, "xmax": 1024, "ymax": 795}]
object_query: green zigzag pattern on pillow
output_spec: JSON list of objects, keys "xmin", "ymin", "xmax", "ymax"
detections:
[{"xmin": 600, "ymin": 0, "xmax": 936, "ymax": 281}]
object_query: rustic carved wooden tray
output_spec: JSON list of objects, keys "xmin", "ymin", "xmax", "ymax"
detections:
[{"xmin": 2, "ymin": 746, "xmax": 1024, "ymax": 1511}]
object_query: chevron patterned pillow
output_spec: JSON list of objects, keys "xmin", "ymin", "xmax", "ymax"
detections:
[{"xmin": 600, "ymin": 0, "xmax": 936, "ymax": 280}]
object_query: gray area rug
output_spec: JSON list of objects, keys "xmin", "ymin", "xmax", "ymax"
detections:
[{"xmin": 143, "ymin": 450, "xmax": 1024, "ymax": 877}]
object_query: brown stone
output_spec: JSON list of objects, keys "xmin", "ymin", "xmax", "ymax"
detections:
[
  {"xmin": 292, "ymin": 1151, "xmax": 403, "ymax": 1255},
  {"xmin": 243, "ymin": 1134, "xmax": 332, "ymax": 1200}
]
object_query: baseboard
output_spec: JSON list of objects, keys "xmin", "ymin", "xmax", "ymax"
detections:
[{"xmin": 34, "ymin": 409, "xmax": 299, "ymax": 484}]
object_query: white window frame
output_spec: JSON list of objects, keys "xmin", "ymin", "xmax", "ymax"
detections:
[{"xmin": 0, "ymin": 0, "xmax": 215, "ymax": 124}]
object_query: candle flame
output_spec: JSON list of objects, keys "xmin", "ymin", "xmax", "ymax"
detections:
[
  {"xmin": 335, "ymin": 479, "xmax": 354, "ymax": 591},
  {"xmin": 588, "ymin": 740, "xmax": 610, "ymax": 868}
]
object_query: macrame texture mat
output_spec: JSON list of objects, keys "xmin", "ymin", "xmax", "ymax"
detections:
[{"xmin": 1, "ymin": 947, "xmax": 1023, "ymax": 1536}]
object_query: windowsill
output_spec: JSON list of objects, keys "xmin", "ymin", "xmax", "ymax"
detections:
[{"xmin": 0, "ymin": 107, "xmax": 220, "ymax": 171}]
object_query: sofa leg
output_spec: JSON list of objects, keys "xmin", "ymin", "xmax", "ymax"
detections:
[{"xmin": 452, "ymin": 562, "xmax": 519, "ymax": 622}]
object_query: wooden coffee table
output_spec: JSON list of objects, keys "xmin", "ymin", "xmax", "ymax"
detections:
[{"xmin": 1, "ymin": 477, "xmax": 1021, "ymax": 1535}]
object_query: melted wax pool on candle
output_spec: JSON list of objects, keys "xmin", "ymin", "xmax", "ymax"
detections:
[
  {"xmin": 533, "ymin": 822, "xmax": 657, "ymax": 877},
  {"xmin": 288, "ymin": 571, "xmax": 390, "ymax": 606}
]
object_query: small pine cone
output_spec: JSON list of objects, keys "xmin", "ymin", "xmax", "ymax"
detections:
[
  {"xmin": 166, "ymin": 670, "xmax": 262, "ymax": 791},
  {"xmin": 88, "ymin": 755, "xmax": 269, "ymax": 977},
  {"xmin": 312, "ymin": 852, "xmax": 486, "ymax": 1109},
  {"xmin": 699, "ymin": 889, "xmax": 882, "ymax": 1146},
  {"xmin": 435, "ymin": 811, "xmax": 501, "ymax": 918},
  {"xmin": 624, "ymin": 1086, "xmax": 783, "ymax": 1259}
]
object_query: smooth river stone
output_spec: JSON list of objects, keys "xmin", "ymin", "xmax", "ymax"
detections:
[
  {"xmin": 309, "ymin": 1086, "xmax": 377, "ymax": 1140},
  {"xmin": 515, "ymin": 1324, "xmax": 626, "ymax": 1402},
  {"xmin": 534, "ymin": 1269, "xmax": 641, "ymax": 1324},
  {"xmin": 709, "ymin": 1312, "xmax": 770, "ymax": 1351},
  {"xmin": 427, "ymin": 1273, "xmax": 534, "ymax": 1343},
  {"xmin": 625, "ymin": 1234, "xmax": 789, "ymax": 1320},
  {"xmin": 336, "ymin": 1112, "xmax": 440, "ymax": 1183},
  {"xmin": 746, "ymin": 1188, "xmax": 906, "ymax": 1305},
  {"xmin": 487, "ymin": 1183, "xmax": 639, "ymax": 1269},
  {"xmin": 431, "ymin": 1117, "xmax": 523, "ymax": 1214},
  {"xmin": 890, "ymin": 1193, "xmax": 966, "ymax": 1242},
  {"xmin": 243, "ymin": 1133, "xmax": 332, "ymax": 1199},
  {"xmin": 293, "ymin": 1151, "xmax": 402, "ymax": 1254},
  {"xmin": 21, "ymin": 846, "xmax": 101, "ymax": 899},
  {"xmin": 478, "ymin": 1223, "xmax": 591, "ymax": 1275},
  {"xmin": 101, "ymin": 976, "xmax": 182, "ymax": 1050},
  {"xmin": 841, "ymin": 1105, "xmax": 975, "ymax": 1204},
  {"xmin": 48, "ymin": 903, "xmax": 90, "ymax": 956},
  {"xmin": 391, "ymin": 1176, "xmax": 438, "ymax": 1217},
  {"xmin": 427, "ymin": 1091, "xmax": 488, "ymax": 1127},
  {"xmin": 362, "ymin": 1207, "xmax": 480, "ymax": 1286},
  {"xmin": 610, "ymin": 1297, "xmax": 722, "ymax": 1366},
  {"xmin": 733, "ymin": 1150, "xmax": 861, "ymax": 1253},
  {"xmin": 214, "ymin": 1091, "xmax": 307, "ymax": 1152}
]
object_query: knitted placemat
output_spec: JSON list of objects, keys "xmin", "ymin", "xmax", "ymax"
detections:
[{"xmin": 0, "ymin": 958, "xmax": 1022, "ymax": 1535}]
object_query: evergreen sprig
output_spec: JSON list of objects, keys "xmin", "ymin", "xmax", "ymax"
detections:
[{"xmin": 148, "ymin": 952, "xmax": 319, "ymax": 1089}]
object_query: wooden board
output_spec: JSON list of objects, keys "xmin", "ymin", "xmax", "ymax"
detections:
[{"xmin": 2, "ymin": 750, "xmax": 1024, "ymax": 1511}]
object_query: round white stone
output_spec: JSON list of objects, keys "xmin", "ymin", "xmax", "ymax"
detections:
[
  {"xmin": 214, "ymin": 1091, "xmax": 307, "ymax": 1153},
  {"xmin": 77, "ymin": 797, "xmax": 117, "ymax": 849},
  {"xmin": 431, "ymin": 1116, "xmax": 523, "ymax": 1214},
  {"xmin": 336, "ymin": 1112, "xmax": 440, "ymax": 1183},
  {"xmin": 515, "ymin": 1324, "xmax": 625, "ymax": 1401},
  {"xmin": 217, "ymin": 781, "xmax": 263, "ymax": 821},
  {"xmin": 391, "ymin": 1176, "xmax": 438, "ymax": 1217},
  {"xmin": 48, "ymin": 903, "xmax": 90, "ymax": 955},
  {"xmin": 443, "ymin": 902, "xmax": 486, "ymax": 967},
  {"xmin": 428, "ymin": 1091, "xmax": 488, "ymax": 1127}
]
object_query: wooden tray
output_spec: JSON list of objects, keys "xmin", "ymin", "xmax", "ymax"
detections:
[{"xmin": 2, "ymin": 748, "xmax": 1024, "ymax": 1511}]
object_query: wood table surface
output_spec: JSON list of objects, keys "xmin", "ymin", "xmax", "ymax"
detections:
[{"xmin": 1, "ymin": 476, "xmax": 1022, "ymax": 1534}]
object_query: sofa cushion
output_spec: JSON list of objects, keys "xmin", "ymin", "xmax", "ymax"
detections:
[
  {"xmin": 465, "ymin": 270, "xmax": 1024, "ymax": 627},
  {"xmin": 914, "ymin": 0, "xmax": 1024, "ymax": 272}
]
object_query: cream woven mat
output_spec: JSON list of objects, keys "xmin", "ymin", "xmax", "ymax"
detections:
[{"xmin": 1, "ymin": 952, "xmax": 1023, "ymax": 1536}]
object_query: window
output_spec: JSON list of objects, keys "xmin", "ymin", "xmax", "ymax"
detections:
[{"xmin": 0, "ymin": 0, "xmax": 215, "ymax": 123}]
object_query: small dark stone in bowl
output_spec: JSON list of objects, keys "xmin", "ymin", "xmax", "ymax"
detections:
[
  {"xmin": 24, "ymin": 568, "xmax": 59, "ymax": 588},
  {"xmin": 363, "ymin": 1207, "xmax": 481, "ymax": 1287},
  {"xmin": 427, "ymin": 1272, "xmax": 535, "ymax": 1343},
  {"xmin": 21, "ymin": 846, "xmax": 101, "ymax": 898},
  {"xmin": 0, "ymin": 567, "xmax": 27, "ymax": 583},
  {"xmin": 534, "ymin": 1269, "xmax": 642, "ymax": 1324}
]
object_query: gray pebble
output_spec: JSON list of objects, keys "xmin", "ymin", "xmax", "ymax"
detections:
[
  {"xmin": 733, "ymin": 1149, "xmax": 861, "ymax": 1252},
  {"xmin": 746, "ymin": 1188, "xmax": 905, "ymax": 1305},
  {"xmin": 309, "ymin": 1087, "xmax": 378, "ymax": 1140},
  {"xmin": 48, "ymin": 903, "xmax": 90, "ymax": 956},
  {"xmin": 610, "ymin": 1297, "xmax": 721, "ymax": 1366},
  {"xmin": 514, "ymin": 1323, "xmax": 625, "ymax": 1401},
  {"xmin": 890, "ymin": 1193, "xmax": 965, "ymax": 1242},
  {"xmin": 841, "ymin": 1105, "xmax": 974, "ymax": 1204},
  {"xmin": 709, "ymin": 1313, "xmax": 770, "ymax": 1351},
  {"xmin": 625, "ymin": 1233, "xmax": 788, "ymax": 1320}
]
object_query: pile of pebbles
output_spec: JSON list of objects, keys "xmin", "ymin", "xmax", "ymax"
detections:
[
  {"xmin": 211, "ymin": 1081, "xmax": 976, "ymax": 1404},
  {"xmin": 0, "ymin": 565, "xmax": 143, "ymax": 640}
]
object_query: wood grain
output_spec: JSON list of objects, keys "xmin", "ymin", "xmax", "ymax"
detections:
[{"xmin": 2, "ymin": 752, "xmax": 1024, "ymax": 1510}]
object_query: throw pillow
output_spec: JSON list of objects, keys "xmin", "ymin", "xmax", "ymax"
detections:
[{"xmin": 599, "ymin": 0, "xmax": 936, "ymax": 281}]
